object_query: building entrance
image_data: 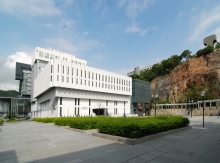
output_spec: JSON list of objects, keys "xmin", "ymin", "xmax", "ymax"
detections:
[{"xmin": 93, "ymin": 108, "xmax": 104, "ymax": 115}]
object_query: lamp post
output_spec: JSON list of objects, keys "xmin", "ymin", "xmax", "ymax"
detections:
[
  {"xmin": 188, "ymin": 100, "xmax": 193, "ymax": 118},
  {"xmin": 201, "ymin": 91, "xmax": 206, "ymax": 127},
  {"xmin": 152, "ymin": 94, "xmax": 158, "ymax": 117}
]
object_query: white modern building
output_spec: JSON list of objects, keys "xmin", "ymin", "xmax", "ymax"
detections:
[{"xmin": 31, "ymin": 47, "xmax": 132, "ymax": 118}]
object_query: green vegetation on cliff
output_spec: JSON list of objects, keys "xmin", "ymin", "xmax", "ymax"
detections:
[{"xmin": 130, "ymin": 43, "xmax": 220, "ymax": 83}]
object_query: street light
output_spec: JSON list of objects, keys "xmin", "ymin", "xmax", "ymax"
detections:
[
  {"xmin": 201, "ymin": 90, "xmax": 206, "ymax": 128},
  {"xmin": 188, "ymin": 100, "xmax": 193, "ymax": 118},
  {"xmin": 152, "ymin": 94, "xmax": 158, "ymax": 116}
]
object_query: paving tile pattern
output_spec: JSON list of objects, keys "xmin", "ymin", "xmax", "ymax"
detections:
[{"xmin": 0, "ymin": 116, "xmax": 219, "ymax": 163}]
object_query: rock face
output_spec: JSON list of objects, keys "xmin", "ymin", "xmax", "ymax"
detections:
[{"xmin": 151, "ymin": 49, "xmax": 220, "ymax": 103}]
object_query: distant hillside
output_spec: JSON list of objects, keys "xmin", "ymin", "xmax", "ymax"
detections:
[{"xmin": 0, "ymin": 90, "xmax": 19, "ymax": 97}]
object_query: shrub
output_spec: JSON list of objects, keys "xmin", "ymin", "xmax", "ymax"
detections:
[
  {"xmin": 33, "ymin": 116, "xmax": 189, "ymax": 138},
  {"xmin": 4, "ymin": 114, "xmax": 17, "ymax": 120},
  {"xmin": 33, "ymin": 117, "xmax": 58, "ymax": 123},
  {"xmin": 98, "ymin": 116, "xmax": 189, "ymax": 138},
  {"xmin": 196, "ymin": 46, "xmax": 214, "ymax": 57},
  {"xmin": 0, "ymin": 119, "xmax": 3, "ymax": 125}
]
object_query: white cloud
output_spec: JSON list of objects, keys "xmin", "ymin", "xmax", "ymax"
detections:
[
  {"xmin": 0, "ymin": 55, "xmax": 19, "ymax": 91},
  {"xmin": 93, "ymin": 53, "xmax": 103, "ymax": 60},
  {"xmin": 5, "ymin": 52, "xmax": 31, "ymax": 69},
  {"xmin": 0, "ymin": 0, "xmax": 61, "ymax": 17},
  {"xmin": 125, "ymin": 23, "xmax": 147, "ymax": 36},
  {"xmin": 43, "ymin": 36, "xmax": 103, "ymax": 57},
  {"xmin": 125, "ymin": 23, "xmax": 157, "ymax": 36},
  {"xmin": 118, "ymin": 0, "xmax": 154, "ymax": 19},
  {"xmin": 191, "ymin": 7, "xmax": 197, "ymax": 12},
  {"xmin": 83, "ymin": 31, "xmax": 88, "ymax": 36},
  {"xmin": 188, "ymin": 5, "xmax": 220, "ymax": 43}
]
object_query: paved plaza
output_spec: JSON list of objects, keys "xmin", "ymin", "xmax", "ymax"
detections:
[{"xmin": 0, "ymin": 116, "xmax": 219, "ymax": 163}]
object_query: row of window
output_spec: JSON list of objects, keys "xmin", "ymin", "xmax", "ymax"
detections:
[
  {"xmin": 39, "ymin": 51, "xmax": 84, "ymax": 65},
  {"xmin": 52, "ymin": 65, "xmax": 130, "ymax": 86},
  {"xmin": 52, "ymin": 75, "xmax": 130, "ymax": 91}
]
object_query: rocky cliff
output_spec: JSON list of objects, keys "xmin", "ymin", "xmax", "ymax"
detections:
[{"xmin": 150, "ymin": 49, "xmax": 220, "ymax": 103}]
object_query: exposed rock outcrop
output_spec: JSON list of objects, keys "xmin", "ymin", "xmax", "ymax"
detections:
[{"xmin": 151, "ymin": 49, "xmax": 220, "ymax": 103}]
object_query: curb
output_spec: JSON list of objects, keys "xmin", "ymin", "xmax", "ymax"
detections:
[
  {"xmin": 53, "ymin": 125, "xmax": 98, "ymax": 133},
  {"xmin": 92, "ymin": 126, "xmax": 192, "ymax": 145}
]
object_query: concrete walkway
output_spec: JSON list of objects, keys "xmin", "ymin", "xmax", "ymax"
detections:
[{"xmin": 0, "ymin": 116, "xmax": 219, "ymax": 163}]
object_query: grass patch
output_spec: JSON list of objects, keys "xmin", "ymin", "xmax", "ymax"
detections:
[{"xmin": 33, "ymin": 116, "xmax": 189, "ymax": 138}]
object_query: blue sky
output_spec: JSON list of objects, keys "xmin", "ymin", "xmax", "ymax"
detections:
[{"xmin": 0, "ymin": 0, "xmax": 220, "ymax": 91}]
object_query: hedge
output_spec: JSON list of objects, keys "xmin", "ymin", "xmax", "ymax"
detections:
[
  {"xmin": 0, "ymin": 119, "xmax": 3, "ymax": 125},
  {"xmin": 33, "ymin": 116, "xmax": 189, "ymax": 138}
]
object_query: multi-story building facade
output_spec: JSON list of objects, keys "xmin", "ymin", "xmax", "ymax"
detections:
[
  {"xmin": 31, "ymin": 47, "xmax": 132, "ymax": 118},
  {"xmin": 15, "ymin": 62, "xmax": 32, "ymax": 97}
]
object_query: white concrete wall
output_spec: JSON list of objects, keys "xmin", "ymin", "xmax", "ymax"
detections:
[{"xmin": 34, "ymin": 59, "xmax": 132, "ymax": 99}]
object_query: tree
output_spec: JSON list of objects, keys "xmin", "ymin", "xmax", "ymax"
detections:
[
  {"xmin": 129, "ymin": 74, "xmax": 140, "ymax": 79},
  {"xmin": 139, "ymin": 69, "xmax": 156, "ymax": 82},
  {"xmin": 215, "ymin": 42, "xmax": 220, "ymax": 49},
  {"xmin": 180, "ymin": 50, "xmax": 192, "ymax": 61}
]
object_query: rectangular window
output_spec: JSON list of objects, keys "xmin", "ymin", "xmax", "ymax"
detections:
[
  {"xmin": 85, "ymin": 71, "xmax": 86, "ymax": 78},
  {"xmin": 57, "ymin": 75, "xmax": 59, "ymax": 81},
  {"xmin": 76, "ymin": 78, "xmax": 78, "ymax": 84},
  {"xmin": 102, "ymin": 75, "xmax": 104, "ymax": 81},
  {"xmin": 67, "ymin": 77, "xmax": 69, "ymax": 83},
  {"xmin": 129, "ymin": 81, "xmax": 130, "ymax": 86},
  {"xmin": 60, "ymin": 107, "xmax": 62, "ymax": 117},
  {"xmin": 124, "ymin": 101, "xmax": 125, "ymax": 107},
  {"xmin": 92, "ymin": 72, "xmax": 94, "ymax": 79},
  {"xmin": 96, "ymin": 82, "xmax": 97, "ymax": 87},
  {"xmin": 60, "ymin": 97, "xmax": 62, "ymax": 105},
  {"xmin": 117, "ymin": 78, "xmax": 118, "ymax": 84},
  {"xmin": 99, "ymin": 74, "xmax": 100, "ymax": 81},
  {"xmin": 51, "ymin": 65, "xmax": 53, "ymax": 73},
  {"xmin": 96, "ymin": 73, "xmax": 97, "ymax": 80},
  {"xmin": 81, "ymin": 79, "xmax": 82, "ymax": 85},
  {"xmin": 81, "ymin": 70, "xmax": 82, "ymax": 77},
  {"xmin": 111, "ymin": 77, "xmax": 113, "ymax": 83},
  {"xmin": 72, "ymin": 77, "xmax": 73, "ymax": 84},
  {"xmin": 75, "ymin": 98, "xmax": 77, "ymax": 105},
  {"xmin": 78, "ymin": 98, "xmax": 80, "ymax": 105},
  {"xmin": 58, "ymin": 64, "xmax": 59, "ymax": 73},
  {"xmin": 89, "ymin": 99, "xmax": 91, "ymax": 106},
  {"xmin": 72, "ymin": 68, "xmax": 74, "ymax": 76},
  {"xmin": 76, "ymin": 69, "xmax": 78, "ymax": 76},
  {"xmin": 51, "ymin": 75, "xmax": 52, "ymax": 82},
  {"xmin": 68, "ymin": 67, "xmax": 69, "ymax": 75},
  {"xmin": 92, "ymin": 81, "xmax": 93, "ymax": 86},
  {"xmin": 75, "ymin": 107, "xmax": 76, "ymax": 116},
  {"xmin": 50, "ymin": 54, "xmax": 53, "ymax": 59},
  {"xmin": 63, "ymin": 66, "xmax": 64, "ymax": 74},
  {"xmin": 89, "ymin": 72, "xmax": 90, "ymax": 79},
  {"xmin": 114, "ymin": 78, "xmax": 115, "ymax": 84},
  {"xmin": 88, "ymin": 80, "xmax": 90, "ymax": 86},
  {"xmin": 62, "ymin": 76, "xmax": 64, "ymax": 82},
  {"xmin": 105, "ymin": 76, "xmax": 107, "ymax": 82},
  {"xmin": 106, "ymin": 100, "xmax": 108, "ymax": 106},
  {"xmin": 85, "ymin": 80, "xmax": 86, "ymax": 85}
]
